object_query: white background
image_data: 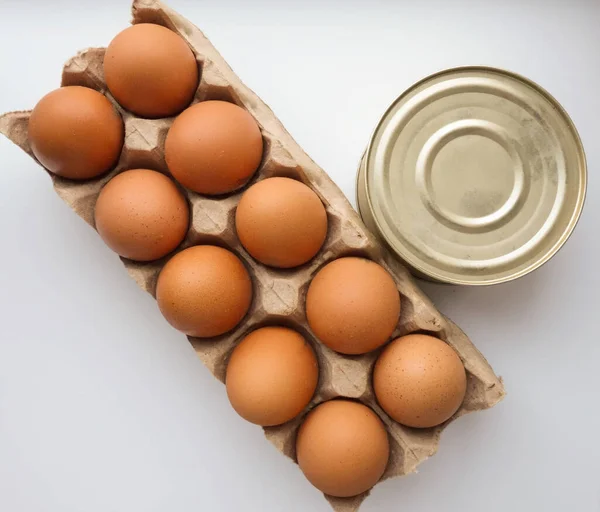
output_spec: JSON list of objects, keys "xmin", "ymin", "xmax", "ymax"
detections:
[{"xmin": 1, "ymin": 1, "xmax": 599, "ymax": 511}]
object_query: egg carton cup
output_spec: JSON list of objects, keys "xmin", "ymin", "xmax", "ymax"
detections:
[{"xmin": 0, "ymin": 1, "xmax": 505, "ymax": 510}]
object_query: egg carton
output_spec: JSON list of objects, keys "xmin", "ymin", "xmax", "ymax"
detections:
[{"xmin": 0, "ymin": 1, "xmax": 505, "ymax": 510}]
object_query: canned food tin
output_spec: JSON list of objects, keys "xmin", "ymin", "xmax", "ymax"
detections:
[{"xmin": 357, "ymin": 66, "xmax": 587, "ymax": 285}]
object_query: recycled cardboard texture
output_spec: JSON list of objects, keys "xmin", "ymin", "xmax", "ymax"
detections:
[{"xmin": 0, "ymin": 1, "xmax": 505, "ymax": 510}]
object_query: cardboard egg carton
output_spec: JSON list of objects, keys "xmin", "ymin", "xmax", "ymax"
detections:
[{"xmin": 0, "ymin": 1, "xmax": 505, "ymax": 510}]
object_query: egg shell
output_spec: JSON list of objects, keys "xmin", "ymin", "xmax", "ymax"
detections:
[
  {"xmin": 306, "ymin": 257, "xmax": 401, "ymax": 355},
  {"xmin": 373, "ymin": 334, "xmax": 467, "ymax": 428},
  {"xmin": 165, "ymin": 100, "xmax": 263, "ymax": 195},
  {"xmin": 104, "ymin": 23, "xmax": 199, "ymax": 118},
  {"xmin": 156, "ymin": 245, "xmax": 252, "ymax": 338},
  {"xmin": 94, "ymin": 169, "xmax": 189, "ymax": 261},
  {"xmin": 235, "ymin": 177, "xmax": 328, "ymax": 268},
  {"xmin": 296, "ymin": 400, "xmax": 390, "ymax": 498},
  {"xmin": 225, "ymin": 326, "xmax": 319, "ymax": 426},
  {"xmin": 28, "ymin": 86, "xmax": 124, "ymax": 180}
]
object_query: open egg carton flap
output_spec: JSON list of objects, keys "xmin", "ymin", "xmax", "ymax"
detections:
[{"xmin": 0, "ymin": 0, "xmax": 505, "ymax": 510}]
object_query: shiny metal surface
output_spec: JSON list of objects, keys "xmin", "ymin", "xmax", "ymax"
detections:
[{"xmin": 357, "ymin": 67, "xmax": 587, "ymax": 285}]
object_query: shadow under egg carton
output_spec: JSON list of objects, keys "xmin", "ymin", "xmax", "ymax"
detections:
[{"xmin": 0, "ymin": 0, "xmax": 505, "ymax": 510}]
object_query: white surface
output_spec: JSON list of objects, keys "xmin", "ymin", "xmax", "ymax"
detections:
[{"xmin": 1, "ymin": 1, "xmax": 599, "ymax": 511}]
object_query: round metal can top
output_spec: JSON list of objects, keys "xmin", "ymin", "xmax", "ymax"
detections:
[{"xmin": 357, "ymin": 67, "xmax": 587, "ymax": 286}]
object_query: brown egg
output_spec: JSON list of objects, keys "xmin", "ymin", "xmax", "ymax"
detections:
[
  {"xmin": 156, "ymin": 245, "xmax": 252, "ymax": 337},
  {"xmin": 104, "ymin": 23, "xmax": 198, "ymax": 118},
  {"xmin": 296, "ymin": 400, "xmax": 389, "ymax": 497},
  {"xmin": 165, "ymin": 100, "xmax": 263, "ymax": 195},
  {"xmin": 373, "ymin": 334, "xmax": 467, "ymax": 428},
  {"xmin": 306, "ymin": 258, "xmax": 400, "ymax": 355},
  {"xmin": 94, "ymin": 169, "xmax": 189, "ymax": 261},
  {"xmin": 226, "ymin": 326, "xmax": 318, "ymax": 426},
  {"xmin": 235, "ymin": 177, "xmax": 328, "ymax": 268},
  {"xmin": 28, "ymin": 86, "xmax": 123, "ymax": 180}
]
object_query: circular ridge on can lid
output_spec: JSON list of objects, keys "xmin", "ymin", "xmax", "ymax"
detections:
[{"xmin": 357, "ymin": 66, "xmax": 587, "ymax": 286}]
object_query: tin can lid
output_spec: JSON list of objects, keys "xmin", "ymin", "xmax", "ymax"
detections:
[{"xmin": 357, "ymin": 67, "xmax": 587, "ymax": 285}]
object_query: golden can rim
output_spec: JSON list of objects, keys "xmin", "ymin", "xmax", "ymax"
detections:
[{"xmin": 356, "ymin": 66, "xmax": 588, "ymax": 286}]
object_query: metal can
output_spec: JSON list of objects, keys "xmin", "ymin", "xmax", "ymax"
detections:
[{"xmin": 357, "ymin": 66, "xmax": 587, "ymax": 285}]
